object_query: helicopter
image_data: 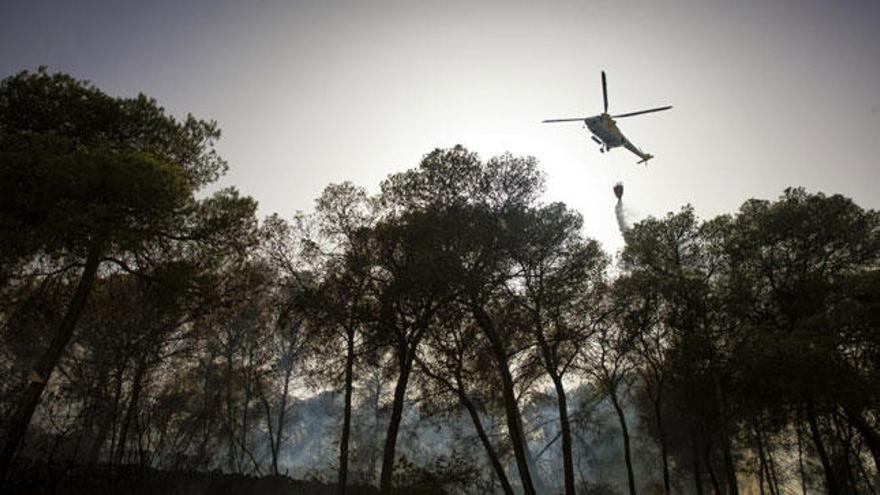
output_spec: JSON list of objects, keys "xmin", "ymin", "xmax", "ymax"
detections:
[{"xmin": 543, "ymin": 71, "xmax": 671, "ymax": 165}]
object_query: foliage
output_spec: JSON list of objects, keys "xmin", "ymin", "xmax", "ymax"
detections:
[{"xmin": 1, "ymin": 69, "xmax": 878, "ymax": 494}]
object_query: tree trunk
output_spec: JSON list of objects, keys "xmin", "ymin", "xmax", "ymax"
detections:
[
  {"xmin": 758, "ymin": 426, "xmax": 780, "ymax": 495},
  {"xmin": 471, "ymin": 303, "xmax": 537, "ymax": 495},
  {"xmin": 415, "ymin": 351, "xmax": 514, "ymax": 495},
  {"xmin": 550, "ymin": 373, "xmax": 576, "ymax": 495},
  {"xmin": 806, "ymin": 400, "xmax": 839, "ymax": 495},
  {"xmin": 610, "ymin": 389, "xmax": 637, "ymax": 495},
  {"xmin": 260, "ymin": 391, "xmax": 277, "ymax": 472},
  {"xmin": 337, "ymin": 328, "xmax": 355, "ymax": 495},
  {"xmin": 224, "ymin": 349, "xmax": 237, "ymax": 471},
  {"xmin": 108, "ymin": 365, "xmax": 126, "ymax": 465},
  {"xmin": 704, "ymin": 439, "xmax": 722, "ymax": 495},
  {"xmin": 379, "ymin": 348, "xmax": 413, "ymax": 494},
  {"xmin": 86, "ymin": 404, "xmax": 115, "ymax": 464},
  {"xmin": 240, "ymin": 347, "xmax": 253, "ymax": 472},
  {"xmin": 653, "ymin": 394, "xmax": 671, "ymax": 495},
  {"xmin": 767, "ymin": 452, "xmax": 781, "ymax": 495},
  {"xmin": 84, "ymin": 362, "xmax": 115, "ymax": 464},
  {"xmin": 832, "ymin": 415, "xmax": 859, "ymax": 495},
  {"xmin": 757, "ymin": 453, "xmax": 766, "ymax": 495},
  {"xmin": 692, "ymin": 437, "xmax": 704, "ymax": 495},
  {"xmin": 714, "ymin": 380, "xmax": 738, "ymax": 495},
  {"xmin": 797, "ymin": 422, "xmax": 807, "ymax": 495},
  {"xmin": 197, "ymin": 356, "xmax": 214, "ymax": 467},
  {"xmin": 114, "ymin": 356, "xmax": 148, "ymax": 464},
  {"xmin": 0, "ymin": 244, "xmax": 102, "ymax": 482},
  {"xmin": 458, "ymin": 385, "xmax": 515, "ymax": 495},
  {"xmin": 368, "ymin": 373, "xmax": 382, "ymax": 483},
  {"xmin": 849, "ymin": 431, "xmax": 878, "ymax": 494},
  {"xmin": 843, "ymin": 406, "xmax": 880, "ymax": 474},
  {"xmin": 533, "ymin": 307, "xmax": 574, "ymax": 495},
  {"xmin": 270, "ymin": 341, "xmax": 295, "ymax": 476},
  {"xmin": 754, "ymin": 427, "xmax": 770, "ymax": 495}
]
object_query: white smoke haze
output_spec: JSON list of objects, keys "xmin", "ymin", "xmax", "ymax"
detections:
[{"xmin": 259, "ymin": 383, "xmax": 663, "ymax": 494}]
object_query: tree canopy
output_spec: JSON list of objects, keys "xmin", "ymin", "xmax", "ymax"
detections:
[{"xmin": 1, "ymin": 70, "xmax": 878, "ymax": 495}]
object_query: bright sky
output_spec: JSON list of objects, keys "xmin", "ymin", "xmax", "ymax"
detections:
[{"xmin": 2, "ymin": 0, "xmax": 878, "ymax": 253}]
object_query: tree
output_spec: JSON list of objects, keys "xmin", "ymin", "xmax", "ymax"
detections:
[
  {"xmin": 513, "ymin": 202, "xmax": 608, "ymax": 495},
  {"xmin": 281, "ymin": 183, "xmax": 377, "ymax": 492},
  {"xmin": 613, "ymin": 272, "xmax": 672, "ymax": 494},
  {"xmin": 722, "ymin": 188, "xmax": 880, "ymax": 494},
  {"xmin": 369, "ymin": 208, "xmax": 459, "ymax": 494},
  {"xmin": 0, "ymin": 69, "xmax": 256, "ymax": 480},
  {"xmin": 311, "ymin": 183, "xmax": 376, "ymax": 494},
  {"xmin": 358, "ymin": 146, "xmax": 550, "ymax": 494},
  {"xmin": 583, "ymin": 302, "xmax": 639, "ymax": 495},
  {"xmin": 621, "ymin": 206, "xmax": 740, "ymax": 494}
]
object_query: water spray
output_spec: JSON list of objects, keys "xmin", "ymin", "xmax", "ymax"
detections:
[{"xmin": 613, "ymin": 182, "xmax": 629, "ymax": 235}]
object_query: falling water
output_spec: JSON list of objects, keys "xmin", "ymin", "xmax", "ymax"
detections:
[
  {"xmin": 615, "ymin": 201, "xmax": 630, "ymax": 236},
  {"xmin": 613, "ymin": 182, "xmax": 629, "ymax": 235}
]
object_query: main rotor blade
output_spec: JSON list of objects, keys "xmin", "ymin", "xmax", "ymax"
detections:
[
  {"xmin": 602, "ymin": 71, "xmax": 608, "ymax": 113},
  {"xmin": 542, "ymin": 117, "xmax": 591, "ymax": 123},
  {"xmin": 612, "ymin": 106, "xmax": 673, "ymax": 118}
]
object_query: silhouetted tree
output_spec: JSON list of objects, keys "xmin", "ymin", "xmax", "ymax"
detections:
[
  {"xmin": 288, "ymin": 182, "xmax": 377, "ymax": 493},
  {"xmin": 613, "ymin": 272, "xmax": 671, "ymax": 494},
  {"xmin": 513, "ymin": 202, "xmax": 608, "ymax": 495},
  {"xmin": 621, "ymin": 206, "xmax": 740, "ymax": 494},
  {"xmin": 583, "ymin": 305, "xmax": 639, "ymax": 495},
  {"xmin": 721, "ymin": 188, "xmax": 880, "ymax": 494},
  {"xmin": 0, "ymin": 69, "xmax": 256, "ymax": 480}
]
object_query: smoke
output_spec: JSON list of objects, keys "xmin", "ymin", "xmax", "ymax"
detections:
[
  {"xmin": 615, "ymin": 199, "xmax": 630, "ymax": 236},
  {"xmin": 235, "ymin": 378, "xmax": 666, "ymax": 494}
]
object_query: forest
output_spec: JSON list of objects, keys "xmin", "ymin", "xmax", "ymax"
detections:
[{"xmin": 1, "ymin": 69, "xmax": 878, "ymax": 495}]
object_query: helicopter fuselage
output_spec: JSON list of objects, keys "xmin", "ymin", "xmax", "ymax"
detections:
[{"xmin": 585, "ymin": 114, "xmax": 626, "ymax": 149}]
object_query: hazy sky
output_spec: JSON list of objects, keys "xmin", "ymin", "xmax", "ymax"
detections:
[{"xmin": 2, "ymin": 0, "xmax": 878, "ymax": 252}]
